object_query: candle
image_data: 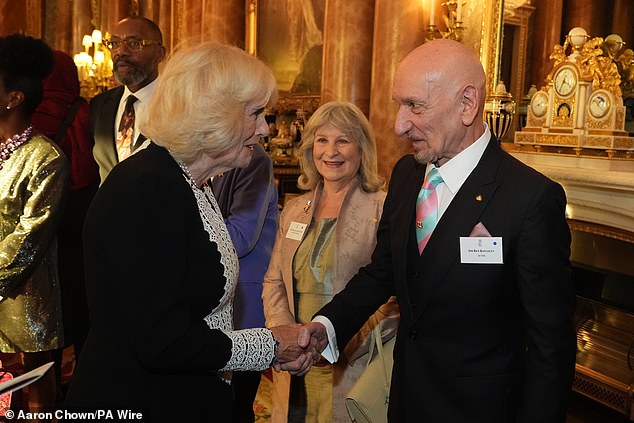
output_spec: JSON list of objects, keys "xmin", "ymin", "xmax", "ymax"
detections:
[
  {"xmin": 429, "ymin": 0, "xmax": 435, "ymax": 26},
  {"xmin": 82, "ymin": 35, "xmax": 92, "ymax": 52},
  {"xmin": 91, "ymin": 29, "xmax": 102, "ymax": 45},
  {"xmin": 83, "ymin": 52, "xmax": 93, "ymax": 67},
  {"xmin": 456, "ymin": 0, "xmax": 462, "ymax": 21},
  {"xmin": 94, "ymin": 50, "xmax": 105, "ymax": 65}
]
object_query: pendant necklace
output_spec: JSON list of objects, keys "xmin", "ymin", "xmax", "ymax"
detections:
[{"xmin": 0, "ymin": 125, "xmax": 33, "ymax": 170}]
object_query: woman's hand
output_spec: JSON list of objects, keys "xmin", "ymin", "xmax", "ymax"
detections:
[{"xmin": 270, "ymin": 325, "xmax": 320, "ymax": 376}]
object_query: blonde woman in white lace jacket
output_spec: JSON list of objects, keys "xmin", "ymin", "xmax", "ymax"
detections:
[{"xmin": 263, "ymin": 101, "xmax": 400, "ymax": 423}]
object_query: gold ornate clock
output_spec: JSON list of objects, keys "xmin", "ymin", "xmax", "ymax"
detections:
[
  {"xmin": 553, "ymin": 66, "xmax": 577, "ymax": 97},
  {"xmin": 588, "ymin": 90, "xmax": 610, "ymax": 119},
  {"xmin": 530, "ymin": 91, "xmax": 548, "ymax": 118},
  {"xmin": 515, "ymin": 29, "xmax": 634, "ymax": 155}
]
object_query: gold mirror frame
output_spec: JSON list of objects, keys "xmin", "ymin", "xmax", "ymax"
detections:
[
  {"xmin": 482, "ymin": 0, "xmax": 504, "ymax": 95},
  {"xmin": 456, "ymin": 0, "xmax": 504, "ymax": 96},
  {"xmin": 247, "ymin": 0, "xmax": 505, "ymax": 111},
  {"xmin": 246, "ymin": 0, "xmax": 321, "ymax": 114},
  {"xmin": 246, "ymin": 0, "xmax": 257, "ymax": 56}
]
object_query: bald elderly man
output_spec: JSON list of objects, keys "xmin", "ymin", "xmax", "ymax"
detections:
[{"xmin": 300, "ymin": 39, "xmax": 576, "ymax": 423}]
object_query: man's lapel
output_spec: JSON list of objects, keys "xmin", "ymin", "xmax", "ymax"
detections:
[
  {"xmin": 391, "ymin": 158, "xmax": 426, "ymax": 319},
  {"xmin": 412, "ymin": 141, "xmax": 504, "ymax": 318},
  {"xmin": 104, "ymin": 87, "xmax": 124, "ymax": 155}
]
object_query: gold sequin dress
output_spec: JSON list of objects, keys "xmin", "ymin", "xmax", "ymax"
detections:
[{"xmin": 0, "ymin": 134, "xmax": 68, "ymax": 353}]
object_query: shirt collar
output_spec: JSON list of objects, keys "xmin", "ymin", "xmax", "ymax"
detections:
[
  {"xmin": 122, "ymin": 78, "xmax": 158, "ymax": 105},
  {"xmin": 431, "ymin": 123, "xmax": 491, "ymax": 195}
]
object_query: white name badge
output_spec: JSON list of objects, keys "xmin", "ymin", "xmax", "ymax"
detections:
[
  {"xmin": 459, "ymin": 237, "xmax": 503, "ymax": 264},
  {"xmin": 286, "ymin": 221, "xmax": 307, "ymax": 241}
]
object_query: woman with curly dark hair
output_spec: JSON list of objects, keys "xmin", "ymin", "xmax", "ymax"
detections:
[{"xmin": 0, "ymin": 34, "xmax": 69, "ymax": 418}]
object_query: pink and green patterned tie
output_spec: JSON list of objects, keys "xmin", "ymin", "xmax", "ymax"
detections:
[{"xmin": 415, "ymin": 167, "xmax": 443, "ymax": 254}]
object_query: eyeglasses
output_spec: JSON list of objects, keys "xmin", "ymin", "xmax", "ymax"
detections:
[{"xmin": 104, "ymin": 38, "xmax": 161, "ymax": 51}]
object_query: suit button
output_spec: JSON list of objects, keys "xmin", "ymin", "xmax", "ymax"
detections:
[{"xmin": 409, "ymin": 330, "xmax": 417, "ymax": 339}]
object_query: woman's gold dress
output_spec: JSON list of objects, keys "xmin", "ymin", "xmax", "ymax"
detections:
[{"xmin": 0, "ymin": 134, "xmax": 68, "ymax": 353}]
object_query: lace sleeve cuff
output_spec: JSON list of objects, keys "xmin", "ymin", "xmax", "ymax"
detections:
[{"xmin": 220, "ymin": 328, "xmax": 276, "ymax": 371}]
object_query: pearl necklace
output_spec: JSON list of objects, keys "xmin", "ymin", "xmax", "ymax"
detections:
[
  {"xmin": 0, "ymin": 125, "xmax": 34, "ymax": 170},
  {"xmin": 176, "ymin": 159, "xmax": 200, "ymax": 189},
  {"xmin": 166, "ymin": 147, "xmax": 196, "ymax": 186}
]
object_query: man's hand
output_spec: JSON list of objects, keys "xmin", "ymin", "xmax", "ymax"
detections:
[
  {"xmin": 298, "ymin": 322, "xmax": 328, "ymax": 354},
  {"xmin": 270, "ymin": 325, "xmax": 317, "ymax": 376}
]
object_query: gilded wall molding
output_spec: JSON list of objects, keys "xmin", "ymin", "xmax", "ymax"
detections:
[
  {"xmin": 271, "ymin": 95, "xmax": 320, "ymax": 115},
  {"xmin": 479, "ymin": 0, "xmax": 503, "ymax": 95},
  {"xmin": 504, "ymin": 4, "xmax": 536, "ymax": 106},
  {"xmin": 246, "ymin": 0, "xmax": 257, "ymax": 55},
  {"xmin": 568, "ymin": 219, "xmax": 634, "ymax": 244}
]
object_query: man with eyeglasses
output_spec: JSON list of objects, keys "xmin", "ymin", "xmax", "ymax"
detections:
[{"xmin": 91, "ymin": 16, "xmax": 166, "ymax": 184}]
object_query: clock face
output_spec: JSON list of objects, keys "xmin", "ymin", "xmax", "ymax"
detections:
[
  {"xmin": 554, "ymin": 67, "xmax": 577, "ymax": 97},
  {"xmin": 531, "ymin": 92, "xmax": 548, "ymax": 117},
  {"xmin": 588, "ymin": 91, "xmax": 610, "ymax": 119}
]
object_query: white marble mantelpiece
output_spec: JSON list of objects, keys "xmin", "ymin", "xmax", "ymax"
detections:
[{"xmin": 508, "ymin": 149, "xmax": 634, "ymax": 236}]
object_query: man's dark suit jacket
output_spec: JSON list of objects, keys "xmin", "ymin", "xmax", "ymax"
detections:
[
  {"xmin": 90, "ymin": 86, "xmax": 123, "ymax": 184},
  {"xmin": 318, "ymin": 139, "xmax": 576, "ymax": 422}
]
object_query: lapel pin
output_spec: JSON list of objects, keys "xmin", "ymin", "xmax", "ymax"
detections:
[
  {"xmin": 475, "ymin": 194, "xmax": 483, "ymax": 202},
  {"xmin": 303, "ymin": 200, "xmax": 312, "ymax": 214}
]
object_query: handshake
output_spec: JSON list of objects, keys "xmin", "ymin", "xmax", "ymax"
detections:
[{"xmin": 269, "ymin": 322, "xmax": 329, "ymax": 376}]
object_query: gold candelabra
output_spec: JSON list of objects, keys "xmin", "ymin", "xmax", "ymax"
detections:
[
  {"xmin": 73, "ymin": 29, "xmax": 116, "ymax": 99},
  {"xmin": 425, "ymin": 0, "xmax": 465, "ymax": 42}
]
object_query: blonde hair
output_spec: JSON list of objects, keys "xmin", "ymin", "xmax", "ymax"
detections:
[
  {"xmin": 298, "ymin": 101, "xmax": 385, "ymax": 192},
  {"xmin": 141, "ymin": 42, "xmax": 277, "ymax": 164}
]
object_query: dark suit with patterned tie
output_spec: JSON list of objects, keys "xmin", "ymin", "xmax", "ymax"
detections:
[
  {"xmin": 90, "ymin": 86, "xmax": 147, "ymax": 184},
  {"xmin": 90, "ymin": 86, "xmax": 124, "ymax": 184},
  {"xmin": 317, "ymin": 139, "xmax": 576, "ymax": 422}
]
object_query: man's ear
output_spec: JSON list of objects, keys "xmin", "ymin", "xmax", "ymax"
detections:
[
  {"xmin": 158, "ymin": 45, "xmax": 167, "ymax": 63},
  {"xmin": 460, "ymin": 85, "xmax": 479, "ymax": 126}
]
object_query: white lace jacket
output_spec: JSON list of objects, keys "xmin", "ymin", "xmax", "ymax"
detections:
[{"xmin": 184, "ymin": 173, "xmax": 276, "ymax": 373}]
